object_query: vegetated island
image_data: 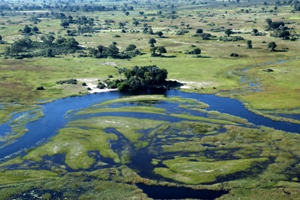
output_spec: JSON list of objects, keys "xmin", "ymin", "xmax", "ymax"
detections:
[{"xmin": 96, "ymin": 65, "xmax": 182, "ymax": 91}]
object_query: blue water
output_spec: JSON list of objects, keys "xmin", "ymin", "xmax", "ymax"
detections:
[
  {"xmin": 136, "ymin": 183, "xmax": 228, "ymax": 200},
  {"xmin": 0, "ymin": 90, "xmax": 299, "ymax": 160}
]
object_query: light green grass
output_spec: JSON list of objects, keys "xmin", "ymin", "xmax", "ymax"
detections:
[
  {"xmin": 154, "ymin": 157, "xmax": 268, "ymax": 184},
  {"xmin": 24, "ymin": 127, "xmax": 119, "ymax": 169},
  {"xmin": 76, "ymin": 106, "xmax": 166, "ymax": 115}
]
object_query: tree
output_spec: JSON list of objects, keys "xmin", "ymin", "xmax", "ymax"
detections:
[
  {"xmin": 139, "ymin": 11, "xmax": 144, "ymax": 15},
  {"xmin": 246, "ymin": 40, "xmax": 252, "ymax": 49},
  {"xmin": 157, "ymin": 46, "xmax": 167, "ymax": 56},
  {"xmin": 32, "ymin": 26, "xmax": 39, "ymax": 33},
  {"xmin": 0, "ymin": 35, "xmax": 2, "ymax": 40},
  {"xmin": 23, "ymin": 25, "xmax": 31, "ymax": 34},
  {"xmin": 106, "ymin": 44, "xmax": 119, "ymax": 56},
  {"xmin": 133, "ymin": 20, "xmax": 139, "ymax": 26},
  {"xmin": 279, "ymin": 30, "xmax": 290, "ymax": 40},
  {"xmin": 126, "ymin": 44, "xmax": 137, "ymax": 51},
  {"xmin": 46, "ymin": 48, "xmax": 53, "ymax": 57},
  {"xmin": 268, "ymin": 42, "xmax": 277, "ymax": 51},
  {"xmin": 60, "ymin": 20, "xmax": 69, "ymax": 28},
  {"xmin": 253, "ymin": 28, "xmax": 258, "ymax": 36},
  {"xmin": 270, "ymin": 21, "xmax": 284, "ymax": 29},
  {"xmin": 196, "ymin": 28, "xmax": 203, "ymax": 34},
  {"xmin": 265, "ymin": 18, "xmax": 272, "ymax": 26},
  {"xmin": 157, "ymin": 31, "xmax": 163, "ymax": 37},
  {"xmin": 125, "ymin": 11, "xmax": 129, "ymax": 16},
  {"xmin": 225, "ymin": 29, "xmax": 233, "ymax": 37},
  {"xmin": 148, "ymin": 38, "xmax": 156, "ymax": 47},
  {"xmin": 194, "ymin": 48, "xmax": 201, "ymax": 55}
]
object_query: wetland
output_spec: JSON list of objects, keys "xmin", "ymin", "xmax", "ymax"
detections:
[
  {"xmin": 1, "ymin": 91, "xmax": 300, "ymax": 199},
  {"xmin": 1, "ymin": 0, "xmax": 300, "ymax": 199}
]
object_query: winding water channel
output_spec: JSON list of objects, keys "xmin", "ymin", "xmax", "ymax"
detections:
[{"xmin": 0, "ymin": 90, "xmax": 299, "ymax": 199}]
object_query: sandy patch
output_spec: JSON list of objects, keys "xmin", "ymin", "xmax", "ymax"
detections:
[
  {"xmin": 98, "ymin": 62, "xmax": 118, "ymax": 66},
  {"xmin": 77, "ymin": 78, "xmax": 118, "ymax": 94},
  {"xmin": 169, "ymin": 79, "xmax": 214, "ymax": 89}
]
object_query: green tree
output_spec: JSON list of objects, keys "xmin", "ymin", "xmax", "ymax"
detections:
[
  {"xmin": 46, "ymin": 48, "xmax": 53, "ymax": 57},
  {"xmin": 126, "ymin": 44, "xmax": 137, "ymax": 51},
  {"xmin": 125, "ymin": 11, "xmax": 129, "ymax": 16},
  {"xmin": 32, "ymin": 26, "xmax": 39, "ymax": 33},
  {"xmin": 268, "ymin": 41, "xmax": 277, "ymax": 51},
  {"xmin": 106, "ymin": 44, "xmax": 119, "ymax": 56},
  {"xmin": 265, "ymin": 18, "xmax": 272, "ymax": 26},
  {"xmin": 148, "ymin": 38, "xmax": 156, "ymax": 47},
  {"xmin": 157, "ymin": 31, "xmax": 163, "ymax": 37},
  {"xmin": 157, "ymin": 46, "xmax": 167, "ymax": 56},
  {"xmin": 225, "ymin": 29, "xmax": 233, "ymax": 37},
  {"xmin": 194, "ymin": 48, "xmax": 201, "ymax": 55},
  {"xmin": 60, "ymin": 20, "xmax": 69, "ymax": 28},
  {"xmin": 23, "ymin": 25, "xmax": 31, "ymax": 34},
  {"xmin": 246, "ymin": 40, "xmax": 252, "ymax": 49},
  {"xmin": 196, "ymin": 28, "xmax": 203, "ymax": 34},
  {"xmin": 253, "ymin": 28, "xmax": 258, "ymax": 36},
  {"xmin": 279, "ymin": 30, "xmax": 290, "ymax": 40}
]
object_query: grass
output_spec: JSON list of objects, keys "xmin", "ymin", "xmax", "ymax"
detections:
[
  {"xmin": 96, "ymin": 95, "xmax": 208, "ymax": 107},
  {"xmin": 67, "ymin": 116, "xmax": 166, "ymax": 145},
  {"xmin": 0, "ymin": 170, "xmax": 57, "ymax": 185},
  {"xmin": 170, "ymin": 113, "xmax": 236, "ymax": 124},
  {"xmin": 76, "ymin": 106, "xmax": 166, "ymax": 115},
  {"xmin": 154, "ymin": 157, "xmax": 268, "ymax": 184},
  {"xmin": 24, "ymin": 127, "xmax": 119, "ymax": 169}
]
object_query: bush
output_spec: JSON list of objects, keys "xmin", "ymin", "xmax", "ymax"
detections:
[
  {"xmin": 56, "ymin": 79, "xmax": 77, "ymax": 84},
  {"xmin": 36, "ymin": 86, "xmax": 45, "ymax": 90}
]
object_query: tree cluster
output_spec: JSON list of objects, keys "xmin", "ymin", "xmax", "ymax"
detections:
[
  {"xmin": 88, "ymin": 43, "xmax": 141, "ymax": 59},
  {"xmin": 4, "ymin": 34, "xmax": 80, "ymax": 58},
  {"xmin": 117, "ymin": 65, "xmax": 168, "ymax": 91}
]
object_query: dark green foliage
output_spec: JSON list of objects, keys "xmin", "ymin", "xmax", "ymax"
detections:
[
  {"xmin": 148, "ymin": 38, "xmax": 156, "ymax": 46},
  {"xmin": 279, "ymin": 30, "xmax": 290, "ymax": 40},
  {"xmin": 125, "ymin": 44, "xmax": 137, "ymax": 51},
  {"xmin": 225, "ymin": 29, "xmax": 233, "ymax": 37},
  {"xmin": 253, "ymin": 29, "xmax": 258, "ymax": 36},
  {"xmin": 268, "ymin": 42, "xmax": 277, "ymax": 51},
  {"xmin": 230, "ymin": 53, "xmax": 240, "ymax": 57},
  {"xmin": 196, "ymin": 28, "xmax": 203, "ymax": 34},
  {"xmin": 219, "ymin": 36, "xmax": 244, "ymax": 42},
  {"xmin": 97, "ymin": 82, "xmax": 106, "ymax": 89},
  {"xmin": 56, "ymin": 79, "xmax": 77, "ymax": 85},
  {"xmin": 246, "ymin": 40, "xmax": 252, "ymax": 49},
  {"xmin": 265, "ymin": 18, "xmax": 272, "ymax": 26},
  {"xmin": 157, "ymin": 31, "xmax": 163, "ymax": 37},
  {"xmin": 60, "ymin": 20, "xmax": 69, "ymax": 28},
  {"xmin": 117, "ymin": 65, "xmax": 168, "ymax": 91},
  {"xmin": 270, "ymin": 21, "xmax": 285, "ymax": 29},
  {"xmin": 36, "ymin": 86, "xmax": 45, "ymax": 90},
  {"xmin": 5, "ymin": 34, "xmax": 80, "ymax": 58},
  {"xmin": 185, "ymin": 48, "xmax": 201, "ymax": 55},
  {"xmin": 156, "ymin": 46, "xmax": 167, "ymax": 55}
]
